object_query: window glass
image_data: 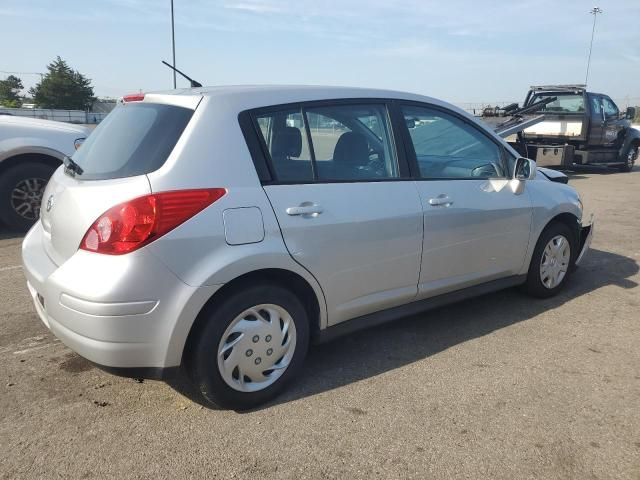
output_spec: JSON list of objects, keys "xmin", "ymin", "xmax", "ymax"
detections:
[
  {"xmin": 602, "ymin": 97, "xmax": 619, "ymax": 118},
  {"xmin": 254, "ymin": 108, "xmax": 313, "ymax": 182},
  {"xmin": 530, "ymin": 93, "xmax": 586, "ymax": 113},
  {"xmin": 590, "ymin": 96, "xmax": 603, "ymax": 117},
  {"xmin": 71, "ymin": 103, "xmax": 193, "ymax": 180},
  {"xmin": 305, "ymin": 104, "xmax": 398, "ymax": 181},
  {"xmin": 402, "ymin": 105, "xmax": 505, "ymax": 179}
]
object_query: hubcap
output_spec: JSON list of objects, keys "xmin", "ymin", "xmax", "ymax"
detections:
[
  {"xmin": 10, "ymin": 177, "xmax": 47, "ymax": 220},
  {"xmin": 217, "ymin": 304, "xmax": 297, "ymax": 393},
  {"xmin": 627, "ymin": 148, "xmax": 638, "ymax": 169},
  {"xmin": 540, "ymin": 235, "xmax": 571, "ymax": 289}
]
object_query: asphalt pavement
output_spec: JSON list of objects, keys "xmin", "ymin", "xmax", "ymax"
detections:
[{"xmin": 1, "ymin": 167, "xmax": 639, "ymax": 479}]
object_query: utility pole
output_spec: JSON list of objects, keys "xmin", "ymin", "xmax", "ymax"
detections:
[
  {"xmin": 171, "ymin": 0, "xmax": 177, "ymax": 89},
  {"xmin": 585, "ymin": 6, "xmax": 603, "ymax": 86}
]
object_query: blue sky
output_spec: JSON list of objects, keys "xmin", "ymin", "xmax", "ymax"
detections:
[{"xmin": 1, "ymin": 0, "xmax": 639, "ymax": 103}]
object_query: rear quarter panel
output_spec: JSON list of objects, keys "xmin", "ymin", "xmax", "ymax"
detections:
[{"xmin": 145, "ymin": 96, "xmax": 328, "ymax": 328}]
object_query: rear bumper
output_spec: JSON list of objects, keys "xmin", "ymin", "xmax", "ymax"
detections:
[
  {"xmin": 22, "ymin": 222, "xmax": 221, "ymax": 369},
  {"xmin": 575, "ymin": 218, "xmax": 594, "ymax": 266}
]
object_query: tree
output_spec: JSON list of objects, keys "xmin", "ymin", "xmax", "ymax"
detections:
[
  {"xmin": 0, "ymin": 75, "xmax": 24, "ymax": 108},
  {"xmin": 29, "ymin": 56, "xmax": 95, "ymax": 110}
]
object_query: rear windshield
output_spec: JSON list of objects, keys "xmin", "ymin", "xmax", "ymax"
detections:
[
  {"xmin": 71, "ymin": 102, "xmax": 193, "ymax": 180},
  {"xmin": 530, "ymin": 93, "xmax": 585, "ymax": 113}
]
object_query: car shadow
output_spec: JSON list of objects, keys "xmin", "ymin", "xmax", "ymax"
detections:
[
  {"xmin": 558, "ymin": 164, "xmax": 636, "ymax": 177},
  {"xmin": 166, "ymin": 248, "xmax": 638, "ymax": 411},
  {"xmin": 0, "ymin": 228, "xmax": 25, "ymax": 240}
]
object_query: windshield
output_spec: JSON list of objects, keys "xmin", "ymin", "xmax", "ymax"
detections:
[
  {"xmin": 71, "ymin": 102, "xmax": 193, "ymax": 180},
  {"xmin": 530, "ymin": 93, "xmax": 585, "ymax": 113}
]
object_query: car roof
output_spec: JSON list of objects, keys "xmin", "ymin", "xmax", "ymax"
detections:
[{"xmin": 145, "ymin": 84, "xmax": 456, "ymax": 113}]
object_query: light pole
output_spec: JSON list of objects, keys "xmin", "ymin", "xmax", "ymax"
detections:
[
  {"xmin": 170, "ymin": 0, "xmax": 177, "ymax": 89},
  {"xmin": 585, "ymin": 6, "xmax": 602, "ymax": 86}
]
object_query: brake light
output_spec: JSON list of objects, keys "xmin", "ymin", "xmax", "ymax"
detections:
[
  {"xmin": 80, "ymin": 189, "xmax": 226, "ymax": 255},
  {"xmin": 122, "ymin": 93, "xmax": 145, "ymax": 102}
]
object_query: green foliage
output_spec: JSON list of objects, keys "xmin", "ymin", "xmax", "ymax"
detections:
[
  {"xmin": 0, "ymin": 75, "xmax": 24, "ymax": 107},
  {"xmin": 634, "ymin": 107, "xmax": 640, "ymax": 123},
  {"xmin": 29, "ymin": 56, "xmax": 95, "ymax": 110}
]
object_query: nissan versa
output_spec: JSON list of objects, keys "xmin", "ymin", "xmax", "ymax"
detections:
[{"xmin": 22, "ymin": 86, "xmax": 593, "ymax": 409}]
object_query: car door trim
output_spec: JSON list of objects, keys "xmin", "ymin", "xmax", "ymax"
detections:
[{"xmin": 315, "ymin": 274, "xmax": 526, "ymax": 343}]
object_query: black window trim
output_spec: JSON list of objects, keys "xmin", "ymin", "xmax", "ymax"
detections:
[
  {"xmin": 238, "ymin": 98, "xmax": 412, "ymax": 185},
  {"xmin": 393, "ymin": 100, "xmax": 511, "ymax": 181}
]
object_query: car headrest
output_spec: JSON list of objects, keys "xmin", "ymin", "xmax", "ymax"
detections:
[
  {"xmin": 333, "ymin": 131, "xmax": 369, "ymax": 165},
  {"xmin": 272, "ymin": 126, "xmax": 302, "ymax": 159}
]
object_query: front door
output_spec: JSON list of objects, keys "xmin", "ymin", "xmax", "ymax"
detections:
[
  {"xmin": 600, "ymin": 96, "xmax": 626, "ymax": 147},
  {"xmin": 398, "ymin": 103, "xmax": 532, "ymax": 299},
  {"xmin": 254, "ymin": 101, "xmax": 424, "ymax": 325}
]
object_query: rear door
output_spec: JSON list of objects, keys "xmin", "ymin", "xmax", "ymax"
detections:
[
  {"xmin": 251, "ymin": 101, "xmax": 423, "ymax": 325},
  {"xmin": 396, "ymin": 103, "xmax": 532, "ymax": 299}
]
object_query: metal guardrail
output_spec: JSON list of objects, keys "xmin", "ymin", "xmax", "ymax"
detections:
[{"xmin": 0, "ymin": 107, "xmax": 108, "ymax": 124}]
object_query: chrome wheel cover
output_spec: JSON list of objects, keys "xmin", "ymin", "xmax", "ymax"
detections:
[
  {"xmin": 627, "ymin": 147, "xmax": 637, "ymax": 169},
  {"xmin": 217, "ymin": 304, "xmax": 297, "ymax": 393},
  {"xmin": 11, "ymin": 177, "xmax": 47, "ymax": 220},
  {"xmin": 540, "ymin": 235, "xmax": 571, "ymax": 289}
]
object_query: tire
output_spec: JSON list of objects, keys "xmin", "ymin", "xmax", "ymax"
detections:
[
  {"xmin": 187, "ymin": 283, "xmax": 310, "ymax": 410},
  {"xmin": 523, "ymin": 222, "xmax": 575, "ymax": 298},
  {"xmin": 0, "ymin": 162, "xmax": 55, "ymax": 231},
  {"xmin": 619, "ymin": 144, "xmax": 638, "ymax": 172}
]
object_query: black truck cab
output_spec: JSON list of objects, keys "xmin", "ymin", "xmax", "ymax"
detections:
[{"xmin": 519, "ymin": 85, "xmax": 639, "ymax": 172}]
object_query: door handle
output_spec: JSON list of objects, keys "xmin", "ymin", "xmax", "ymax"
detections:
[
  {"xmin": 428, "ymin": 195, "xmax": 453, "ymax": 207},
  {"xmin": 286, "ymin": 204, "xmax": 323, "ymax": 216}
]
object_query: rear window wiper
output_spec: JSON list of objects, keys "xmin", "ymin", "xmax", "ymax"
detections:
[{"xmin": 63, "ymin": 156, "xmax": 84, "ymax": 177}]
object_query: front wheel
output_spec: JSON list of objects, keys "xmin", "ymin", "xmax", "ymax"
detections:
[
  {"xmin": 619, "ymin": 144, "xmax": 638, "ymax": 172},
  {"xmin": 523, "ymin": 222, "xmax": 575, "ymax": 298},
  {"xmin": 187, "ymin": 284, "xmax": 309, "ymax": 410}
]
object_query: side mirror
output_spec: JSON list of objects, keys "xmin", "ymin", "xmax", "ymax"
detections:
[
  {"xmin": 626, "ymin": 106, "xmax": 636, "ymax": 120},
  {"xmin": 405, "ymin": 118, "xmax": 416, "ymax": 129},
  {"xmin": 514, "ymin": 157, "xmax": 536, "ymax": 181}
]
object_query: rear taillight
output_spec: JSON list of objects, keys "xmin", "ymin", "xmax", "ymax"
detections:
[{"xmin": 80, "ymin": 188, "xmax": 226, "ymax": 255}]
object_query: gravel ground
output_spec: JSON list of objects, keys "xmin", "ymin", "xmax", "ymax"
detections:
[{"xmin": 1, "ymin": 167, "xmax": 639, "ymax": 479}]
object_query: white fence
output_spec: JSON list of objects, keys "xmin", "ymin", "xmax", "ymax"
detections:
[{"xmin": 0, "ymin": 107, "xmax": 108, "ymax": 124}]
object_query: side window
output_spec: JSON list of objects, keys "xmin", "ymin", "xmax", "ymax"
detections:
[
  {"xmin": 590, "ymin": 96, "xmax": 603, "ymax": 119},
  {"xmin": 401, "ymin": 105, "xmax": 505, "ymax": 179},
  {"xmin": 254, "ymin": 108, "xmax": 313, "ymax": 182},
  {"xmin": 305, "ymin": 104, "xmax": 399, "ymax": 181},
  {"xmin": 602, "ymin": 97, "xmax": 619, "ymax": 118}
]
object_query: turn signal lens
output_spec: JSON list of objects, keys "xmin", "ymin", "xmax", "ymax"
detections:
[{"xmin": 80, "ymin": 189, "xmax": 226, "ymax": 255}]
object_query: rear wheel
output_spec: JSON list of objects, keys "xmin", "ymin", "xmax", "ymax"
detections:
[
  {"xmin": 187, "ymin": 284, "xmax": 309, "ymax": 410},
  {"xmin": 619, "ymin": 144, "xmax": 638, "ymax": 172},
  {"xmin": 524, "ymin": 222, "xmax": 575, "ymax": 298},
  {"xmin": 0, "ymin": 162, "xmax": 55, "ymax": 230}
]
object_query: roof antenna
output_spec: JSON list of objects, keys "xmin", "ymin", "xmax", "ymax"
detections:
[{"xmin": 161, "ymin": 60, "xmax": 202, "ymax": 88}]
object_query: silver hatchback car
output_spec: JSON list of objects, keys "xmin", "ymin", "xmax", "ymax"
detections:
[{"xmin": 22, "ymin": 86, "xmax": 593, "ymax": 409}]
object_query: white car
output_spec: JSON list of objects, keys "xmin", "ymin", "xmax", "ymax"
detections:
[{"xmin": 0, "ymin": 116, "xmax": 89, "ymax": 230}]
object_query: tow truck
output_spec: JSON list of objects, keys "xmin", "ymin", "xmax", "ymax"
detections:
[{"xmin": 482, "ymin": 85, "xmax": 639, "ymax": 172}]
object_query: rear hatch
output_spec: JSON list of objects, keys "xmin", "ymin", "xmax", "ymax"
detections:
[{"xmin": 39, "ymin": 97, "xmax": 196, "ymax": 265}]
